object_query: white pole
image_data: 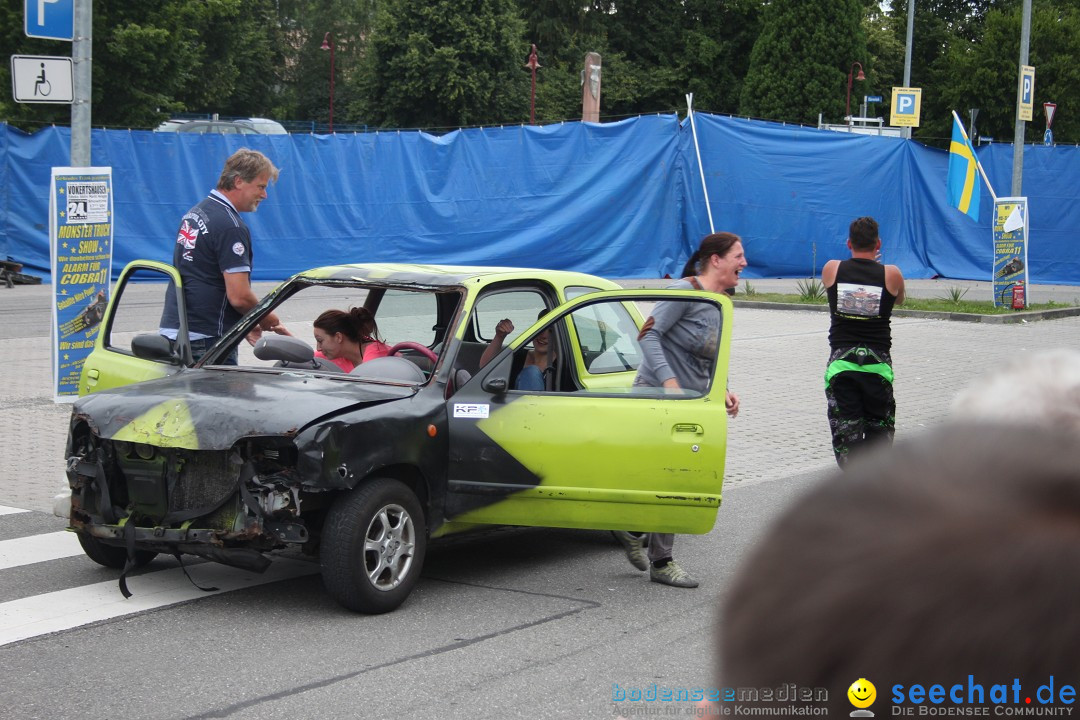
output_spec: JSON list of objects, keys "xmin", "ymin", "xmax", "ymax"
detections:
[{"xmin": 686, "ymin": 93, "xmax": 714, "ymax": 234}]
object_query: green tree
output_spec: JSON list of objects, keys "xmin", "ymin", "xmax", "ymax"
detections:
[
  {"xmin": 934, "ymin": 1, "xmax": 1080, "ymax": 146},
  {"xmin": 739, "ymin": 0, "xmax": 871, "ymax": 125},
  {"xmin": 593, "ymin": 0, "xmax": 688, "ymax": 115},
  {"xmin": 883, "ymin": 0, "xmax": 991, "ymax": 144},
  {"xmin": 0, "ymin": 0, "xmax": 284, "ymax": 130},
  {"xmin": 94, "ymin": 0, "xmax": 283, "ymax": 127},
  {"xmin": 353, "ymin": 0, "xmax": 529, "ymax": 129},
  {"xmin": 0, "ymin": 0, "xmax": 78, "ymax": 129},
  {"xmin": 514, "ymin": 0, "xmax": 764, "ymax": 122},
  {"xmin": 679, "ymin": 0, "xmax": 763, "ymax": 115},
  {"xmin": 275, "ymin": 0, "xmax": 375, "ymax": 130}
]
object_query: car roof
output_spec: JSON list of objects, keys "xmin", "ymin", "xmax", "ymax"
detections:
[
  {"xmin": 237, "ymin": 118, "xmax": 288, "ymax": 134},
  {"xmin": 293, "ymin": 263, "xmax": 623, "ymax": 290},
  {"xmin": 176, "ymin": 121, "xmax": 260, "ymax": 134}
]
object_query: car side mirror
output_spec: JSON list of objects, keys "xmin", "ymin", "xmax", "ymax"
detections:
[
  {"xmin": 482, "ymin": 377, "xmax": 508, "ymax": 395},
  {"xmin": 131, "ymin": 333, "xmax": 180, "ymax": 364}
]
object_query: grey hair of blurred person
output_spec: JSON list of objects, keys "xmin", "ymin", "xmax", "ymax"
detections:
[{"xmin": 950, "ymin": 348, "xmax": 1080, "ymax": 434}]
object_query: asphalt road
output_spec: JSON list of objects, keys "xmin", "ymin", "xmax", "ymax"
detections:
[
  {"xmin": 0, "ymin": 469, "xmax": 824, "ymax": 720},
  {"xmin": 2, "ymin": 278, "xmax": 1079, "ymax": 719}
]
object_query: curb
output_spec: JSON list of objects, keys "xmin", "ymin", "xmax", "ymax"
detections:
[{"xmin": 731, "ymin": 300, "xmax": 1080, "ymax": 324}]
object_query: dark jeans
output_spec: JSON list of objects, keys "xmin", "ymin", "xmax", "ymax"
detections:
[{"xmin": 188, "ymin": 336, "xmax": 238, "ymax": 366}]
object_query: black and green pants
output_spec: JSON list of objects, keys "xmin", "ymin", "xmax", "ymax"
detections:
[{"xmin": 825, "ymin": 346, "xmax": 895, "ymax": 469}]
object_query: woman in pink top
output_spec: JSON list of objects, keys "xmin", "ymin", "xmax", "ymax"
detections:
[{"xmin": 313, "ymin": 307, "xmax": 391, "ymax": 372}]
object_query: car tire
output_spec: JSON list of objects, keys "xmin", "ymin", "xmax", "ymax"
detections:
[
  {"xmin": 321, "ymin": 478, "xmax": 427, "ymax": 614},
  {"xmin": 76, "ymin": 532, "xmax": 157, "ymax": 569}
]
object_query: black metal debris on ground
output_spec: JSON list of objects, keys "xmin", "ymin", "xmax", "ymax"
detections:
[{"xmin": 1, "ymin": 257, "xmax": 42, "ymax": 288}]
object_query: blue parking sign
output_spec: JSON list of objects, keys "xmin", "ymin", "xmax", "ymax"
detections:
[{"xmin": 25, "ymin": 0, "xmax": 73, "ymax": 41}]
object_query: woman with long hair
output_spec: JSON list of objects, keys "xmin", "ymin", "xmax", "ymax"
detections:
[
  {"xmin": 312, "ymin": 306, "xmax": 391, "ymax": 373},
  {"xmin": 612, "ymin": 232, "xmax": 746, "ymax": 588}
]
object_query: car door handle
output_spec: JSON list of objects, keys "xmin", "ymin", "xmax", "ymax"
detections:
[
  {"xmin": 672, "ymin": 423, "xmax": 703, "ymax": 435},
  {"xmin": 86, "ymin": 368, "xmax": 99, "ymax": 386}
]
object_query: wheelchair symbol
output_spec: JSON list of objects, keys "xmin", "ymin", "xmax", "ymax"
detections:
[{"xmin": 34, "ymin": 63, "xmax": 52, "ymax": 97}]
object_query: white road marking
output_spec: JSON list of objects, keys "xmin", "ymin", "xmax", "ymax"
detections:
[
  {"xmin": 0, "ymin": 557, "xmax": 320, "ymax": 647},
  {"xmin": 0, "ymin": 506, "xmax": 29, "ymax": 516},
  {"xmin": 0, "ymin": 531, "xmax": 82, "ymax": 570}
]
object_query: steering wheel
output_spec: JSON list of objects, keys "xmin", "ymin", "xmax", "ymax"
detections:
[{"xmin": 387, "ymin": 341, "xmax": 438, "ymax": 364}]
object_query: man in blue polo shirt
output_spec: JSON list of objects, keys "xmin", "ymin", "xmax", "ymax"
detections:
[{"xmin": 160, "ymin": 148, "xmax": 287, "ymax": 363}]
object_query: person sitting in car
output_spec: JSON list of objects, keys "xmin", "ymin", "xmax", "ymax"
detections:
[
  {"xmin": 310, "ymin": 307, "xmax": 391, "ymax": 373},
  {"xmin": 479, "ymin": 311, "xmax": 556, "ymax": 390}
]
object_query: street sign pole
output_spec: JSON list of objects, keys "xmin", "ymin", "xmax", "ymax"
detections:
[
  {"xmin": 1011, "ymin": 0, "xmax": 1032, "ymax": 196},
  {"xmin": 71, "ymin": 0, "xmax": 91, "ymax": 166}
]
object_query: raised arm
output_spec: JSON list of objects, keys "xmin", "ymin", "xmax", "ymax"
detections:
[{"xmin": 479, "ymin": 318, "xmax": 514, "ymax": 367}]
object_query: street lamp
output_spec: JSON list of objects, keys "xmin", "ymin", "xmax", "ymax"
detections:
[
  {"xmin": 846, "ymin": 61, "xmax": 866, "ymax": 122},
  {"xmin": 320, "ymin": 32, "xmax": 335, "ymax": 133},
  {"xmin": 524, "ymin": 44, "xmax": 541, "ymax": 125}
]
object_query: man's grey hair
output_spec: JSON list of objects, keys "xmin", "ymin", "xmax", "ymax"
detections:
[
  {"xmin": 951, "ymin": 348, "xmax": 1080, "ymax": 433},
  {"xmin": 217, "ymin": 148, "xmax": 279, "ymax": 191}
]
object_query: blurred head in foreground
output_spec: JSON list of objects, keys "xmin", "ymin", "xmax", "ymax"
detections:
[{"xmin": 719, "ymin": 424, "xmax": 1080, "ymax": 715}]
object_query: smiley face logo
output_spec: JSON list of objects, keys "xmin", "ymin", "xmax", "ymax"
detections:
[{"xmin": 848, "ymin": 678, "xmax": 877, "ymax": 709}]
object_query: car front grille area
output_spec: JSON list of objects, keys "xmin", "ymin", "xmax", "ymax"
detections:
[
  {"xmin": 106, "ymin": 440, "xmax": 240, "ymax": 523},
  {"xmin": 68, "ymin": 425, "xmax": 307, "ymax": 546}
]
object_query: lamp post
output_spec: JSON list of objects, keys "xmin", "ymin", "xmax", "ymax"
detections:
[
  {"xmin": 524, "ymin": 44, "xmax": 540, "ymax": 125},
  {"xmin": 846, "ymin": 61, "xmax": 866, "ymax": 122},
  {"xmin": 320, "ymin": 32, "xmax": 335, "ymax": 133}
]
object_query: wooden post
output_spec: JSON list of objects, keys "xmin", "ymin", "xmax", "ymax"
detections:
[{"xmin": 581, "ymin": 52, "xmax": 601, "ymax": 123}]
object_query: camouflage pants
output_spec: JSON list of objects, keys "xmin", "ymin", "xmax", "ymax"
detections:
[{"xmin": 825, "ymin": 348, "xmax": 895, "ymax": 469}]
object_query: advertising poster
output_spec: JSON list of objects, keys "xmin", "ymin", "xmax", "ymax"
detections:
[
  {"xmin": 992, "ymin": 197, "xmax": 1029, "ymax": 309},
  {"xmin": 49, "ymin": 167, "xmax": 114, "ymax": 402}
]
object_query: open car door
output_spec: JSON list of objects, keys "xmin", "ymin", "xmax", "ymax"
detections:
[
  {"xmin": 78, "ymin": 260, "xmax": 192, "ymax": 396},
  {"xmin": 442, "ymin": 289, "xmax": 732, "ymax": 536}
]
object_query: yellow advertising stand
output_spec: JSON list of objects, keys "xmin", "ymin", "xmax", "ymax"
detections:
[
  {"xmin": 49, "ymin": 167, "xmax": 114, "ymax": 402},
  {"xmin": 992, "ymin": 197, "xmax": 1029, "ymax": 309}
]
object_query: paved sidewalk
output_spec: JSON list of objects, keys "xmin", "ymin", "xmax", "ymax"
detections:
[{"xmin": 2, "ymin": 278, "xmax": 1079, "ymax": 513}]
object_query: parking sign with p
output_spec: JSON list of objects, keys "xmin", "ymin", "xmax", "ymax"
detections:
[
  {"xmin": 24, "ymin": 0, "xmax": 73, "ymax": 41},
  {"xmin": 1018, "ymin": 65, "xmax": 1035, "ymax": 121},
  {"xmin": 890, "ymin": 87, "xmax": 922, "ymax": 127}
]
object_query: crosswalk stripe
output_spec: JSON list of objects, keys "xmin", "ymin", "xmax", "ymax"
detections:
[
  {"xmin": 0, "ymin": 557, "xmax": 320, "ymax": 647},
  {"xmin": 0, "ymin": 506, "xmax": 29, "ymax": 516},
  {"xmin": 0, "ymin": 531, "xmax": 83, "ymax": 570}
]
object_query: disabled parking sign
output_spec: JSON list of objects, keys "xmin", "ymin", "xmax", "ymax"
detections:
[{"xmin": 890, "ymin": 87, "xmax": 922, "ymax": 127}]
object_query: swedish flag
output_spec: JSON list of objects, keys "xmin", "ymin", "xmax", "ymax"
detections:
[{"xmin": 947, "ymin": 115, "xmax": 980, "ymax": 221}]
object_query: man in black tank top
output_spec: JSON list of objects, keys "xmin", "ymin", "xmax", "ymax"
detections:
[{"xmin": 821, "ymin": 217, "xmax": 906, "ymax": 468}]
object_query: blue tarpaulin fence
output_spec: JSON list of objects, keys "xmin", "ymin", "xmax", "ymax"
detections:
[{"xmin": 2, "ymin": 113, "xmax": 1078, "ymax": 284}]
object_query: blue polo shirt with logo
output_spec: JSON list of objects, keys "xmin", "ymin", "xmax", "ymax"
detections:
[{"xmin": 160, "ymin": 190, "xmax": 253, "ymax": 339}]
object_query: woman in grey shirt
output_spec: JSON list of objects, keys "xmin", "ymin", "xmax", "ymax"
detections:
[{"xmin": 613, "ymin": 232, "xmax": 745, "ymax": 588}]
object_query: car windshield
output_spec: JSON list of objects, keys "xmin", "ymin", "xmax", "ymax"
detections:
[{"xmin": 206, "ymin": 282, "xmax": 459, "ymax": 380}]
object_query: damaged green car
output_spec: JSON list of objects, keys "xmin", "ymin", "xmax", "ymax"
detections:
[{"xmin": 63, "ymin": 261, "xmax": 732, "ymax": 613}]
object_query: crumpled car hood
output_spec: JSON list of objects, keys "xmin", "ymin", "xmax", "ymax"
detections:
[{"xmin": 73, "ymin": 369, "xmax": 417, "ymax": 450}]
